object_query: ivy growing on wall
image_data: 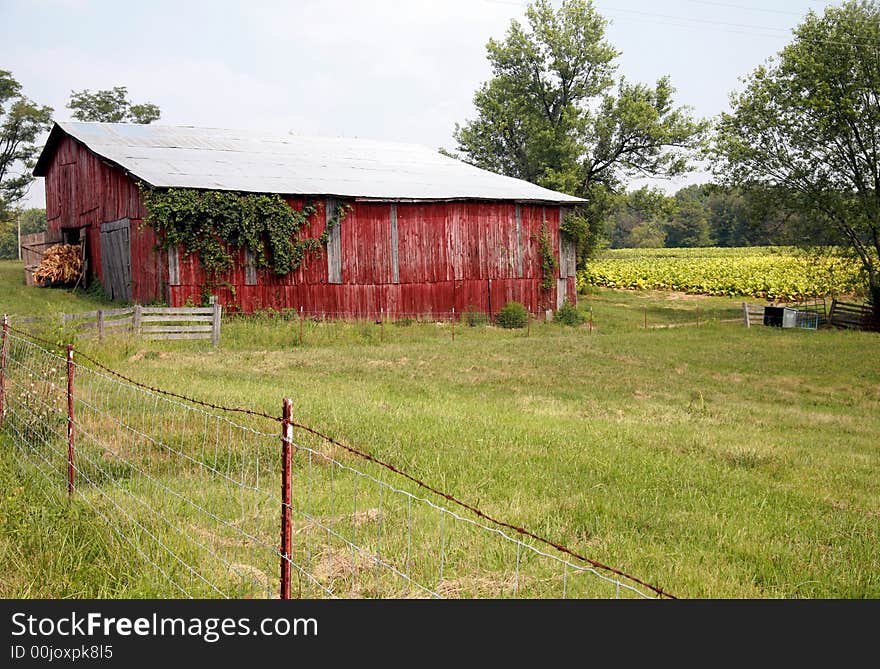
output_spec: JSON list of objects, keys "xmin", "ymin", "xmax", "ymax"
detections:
[
  {"xmin": 537, "ymin": 222, "xmax": 558, "ymax": 291},
  {"xmin": 139, "ymin": 185, "xmax": 350, "ymax": 277}
]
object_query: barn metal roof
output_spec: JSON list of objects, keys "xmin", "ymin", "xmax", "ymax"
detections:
[{"xmin": 34, "ymin": 121, "xmax": 585, "ymax": 204}]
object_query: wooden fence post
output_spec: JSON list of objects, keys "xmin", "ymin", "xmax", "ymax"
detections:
[
  {"xmin": 299, "ymin": 306, "xmax": 304, "ymax": 346},
  {"xmin": 212, "ymin": 301, "xmax": 222, "ymax": 348},
  {"xmin": 67, "ymin": 345, "xmax": 75, "ymax": 497},
  {"xmin": 451, "ymin": 307, "xmax": 455, "ymax": 342},
  {"xmin": 589, "ymin": 306, "xmax": 593, "ymax": 334},
  {"xmin": 742, "ymin": 302, "xmax": 750, "ymax": 328},
  {"xmin": 133, "ymin": 304, "xmax": 142, "ymax": 336},
  {"xmin": 0, "ymin": 315, "xmax": 8, "ymax": 429},
  {"xmin": 280, "ymin": 398, "xmax": 293, "ymax": 600},
  {"xmin": 96, "ymin": 309, "xmax": 104, "ymax": 341}
]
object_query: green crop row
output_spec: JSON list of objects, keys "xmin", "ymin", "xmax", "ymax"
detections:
[{"xmin": 581, "ymin": 247, "xmax": 865, "ymax": 300}]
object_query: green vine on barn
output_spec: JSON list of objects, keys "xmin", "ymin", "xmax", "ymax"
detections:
[
  {"xmin": 139, "ymin": 185, "xmax": 349, "ymax": 277},
  {"xmin": 537, "ymin": 222, "xmax": 558, "ymax": 291}
]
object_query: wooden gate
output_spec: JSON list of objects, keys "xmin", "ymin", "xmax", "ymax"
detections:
[{"xmin": 100, "ymin": 218, "xmax": 132, "ymax": 302}]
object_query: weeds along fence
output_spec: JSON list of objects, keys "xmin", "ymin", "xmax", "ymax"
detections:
[
  {"xmin": 239, "ymin": 303, "xmax": 741, "ymax": 341},
  {"xmin": 0, "ymin": 318, "xmax": 667, "ymax": 600}
]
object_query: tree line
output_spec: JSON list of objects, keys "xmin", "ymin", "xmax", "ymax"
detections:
[{"xmin": 606, "ymin": 183, "xmax": 802, "ymax": 250}]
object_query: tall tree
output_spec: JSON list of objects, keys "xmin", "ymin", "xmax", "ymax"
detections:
[
  {"xmin": 68, "ymin": 86, "xmax": 160, "ymax": 124},
  {"xmin": 452, "ymin": 0, "xmax": 707, "ymax": 263},
  {"xmin": 607, "ymin": 186, "xmax": 673, "ymax": 248},
  {"xmin": 0, "ymin": 70, "xmax": 53, "ymax": 211},
  {"xmin": 715, "ymin": 0, "xmax": 880, "ymax": 315},
  {"xmin": 666, "ymin": 192, "xmax": 711, "ymax": 248}
]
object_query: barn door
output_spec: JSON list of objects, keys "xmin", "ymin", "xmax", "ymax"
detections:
[{"xmin": 100, "ymin": 218, "xmax": 132, "ymax": 302}]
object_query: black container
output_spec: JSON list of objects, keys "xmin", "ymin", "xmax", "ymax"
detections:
[{"xmin": 763, "ymin": 306, "xmax": 784, "ymax": 327}]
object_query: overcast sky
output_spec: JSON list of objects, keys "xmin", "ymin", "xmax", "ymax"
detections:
[{"xmin": 3, "ymin": 0, "xmax": 838, "ymax": 208}]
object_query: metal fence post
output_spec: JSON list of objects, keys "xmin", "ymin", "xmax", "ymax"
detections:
[
  {"xmin": 0, "ymin": 315, "xmax": 8, "ymax": 429},
  {"xmin": 299, "ymin": 306, "xmax": 303, "ymax": 346},
  {"xmin": 280, "ymin": 398, "xmax": 293, "ymax": 600},
  {"xmin": 212, "ymin": 301, "xmax": 222, "ymax": 347},
  {"xmin": 67, "ymin": 344, "xmax": 75, "ymax": 497}
]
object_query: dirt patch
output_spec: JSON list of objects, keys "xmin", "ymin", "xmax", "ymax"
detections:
[
  {"xmin": 190, "ymin": 524, "xmax": 253, "ymax": 548},
  {"xmin": 313, "ymin": 547, "xmax": 376, "ymax": 583},
  {"xmin": 829, "ymin": 499, "xmax": 880, "ymax": 519},
  {"xmin": 663, "ymin": 292, "xmax": 709, "ymax": 301},
  {"xmin": 436, "ymin": 573, "xmax": 524, "ymax": 598},
  {"xmin": 293, "ymin": 507, "xmax": 380, "ymax": 535},
  {"xmin": 127, "ymin": 349, "xmax": 173, "ymax": 362},
  {"xmin": 228, "ymin": 563, "xmax": 272, "ymax": 593}
]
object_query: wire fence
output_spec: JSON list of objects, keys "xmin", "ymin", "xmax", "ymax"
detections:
[{"xmin": 0, "ymin": 319, "xmax": 667, "ymax": 600}]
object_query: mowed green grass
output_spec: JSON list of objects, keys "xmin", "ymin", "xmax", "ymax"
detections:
[
  {"xmin": 0, "ymin": 260, "xmax": 113, "ymax": 317},
  {"xmin": 1, "ymin": 259, "xmax": 878, "ymax": 598}
]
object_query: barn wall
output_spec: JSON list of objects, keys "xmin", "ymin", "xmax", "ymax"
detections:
[{"xmin": 168, "ymin": 200, "xmax": 567, "ymax": 316}]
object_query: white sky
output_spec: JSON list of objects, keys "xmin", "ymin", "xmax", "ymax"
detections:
[{"xmin": 2, "ymin": 0, "xmax": 838, "ymax": 208}]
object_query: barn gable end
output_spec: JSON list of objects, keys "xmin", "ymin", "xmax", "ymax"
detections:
[{"xmin": 39, "ymin": 133, "xmax": 163, "ymax": 305}]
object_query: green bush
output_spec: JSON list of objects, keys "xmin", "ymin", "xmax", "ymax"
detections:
[
  {"xmin": 464, "ymin": 305, "xmax": 488, "ymax": 327},
  {"xmin": 554, "ymin": 300, "xmax": 585, "ymax": 326},
  {"xmin": 496, "ymin": 301, "xmax": 529, "ymax": 329}
]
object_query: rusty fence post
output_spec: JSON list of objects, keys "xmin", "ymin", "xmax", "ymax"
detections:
[
  {"xmin": 67, "ymin": 344, "xmax": 75, "ymax": 497},
  {"xmin": 280, "ymin": 398, "xmax": 293, "ymax": 600},
  {"xmin": 0, "ymin": 314, "xmax": 8, "ymax": 429},
  {"xmin": 451, "ymin": 307, "xmax": 455, "ymax": 342}
]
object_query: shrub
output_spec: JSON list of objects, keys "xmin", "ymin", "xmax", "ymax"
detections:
[
  {"xmin": 554, "ymin": 300, "xmax": 584, "ymax": 326},
  {"xmin": 464, "ymin": 305, "xmax": 488, "ymax": 327},
  {"xmin": 496, "ymin": 301, "xmax": 529, "ymax": 329}
]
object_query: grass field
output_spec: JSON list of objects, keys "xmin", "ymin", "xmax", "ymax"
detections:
[{"xmin": 1, "ymin": 260, "xmax": 878, "ymax": 598}]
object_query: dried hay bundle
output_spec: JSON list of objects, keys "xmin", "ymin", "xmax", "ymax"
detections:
[{"xmin": 33, "ymin": 244, "xmax": 82, "ymax": 286}]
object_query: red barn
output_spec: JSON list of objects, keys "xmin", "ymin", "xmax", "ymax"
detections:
[{"xmin": 33, "ymin": 122, "xmax": 583, "ymax": 317}]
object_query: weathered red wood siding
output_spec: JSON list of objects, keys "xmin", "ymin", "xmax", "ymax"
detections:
[
  {"xmin": 43, "ymin": 135, "xmax": 162, "ymax": 304},
  {"xmin": 43, "ymin": 133, "xmax": 571, "ymax": 315},
  {"xmin": 169, "ymin": 200, "xmax": 566, "ymax": 316}
]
